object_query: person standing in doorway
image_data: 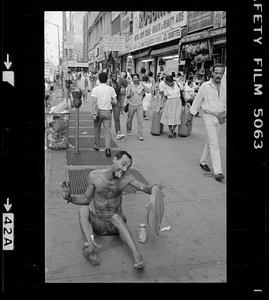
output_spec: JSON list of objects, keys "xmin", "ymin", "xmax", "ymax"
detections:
[
  {"xmin": 125, "ymin": 73, "xmax": 150, "ymax": 141},
  {"xmin": 186, "ymin": 64, "xmax": 226, "ymax": 182},
  {"xmin": 91, "ymin": 72, "xmax": 117, "ymax": 158}
]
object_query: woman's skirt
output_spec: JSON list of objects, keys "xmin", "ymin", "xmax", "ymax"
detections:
[{"xmin": 160, "ymin": 97, "xmax": 182, "ymax": 125}]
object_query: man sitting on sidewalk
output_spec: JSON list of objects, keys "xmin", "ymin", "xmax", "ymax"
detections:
[{"xmin": 61, "ymin": 150, "xmax": 164, "ymax": 269}]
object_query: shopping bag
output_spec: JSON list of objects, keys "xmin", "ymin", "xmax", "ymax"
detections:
[{"xmin": 150, "ymin": 110, "xmax": 164, "ymax": 136}]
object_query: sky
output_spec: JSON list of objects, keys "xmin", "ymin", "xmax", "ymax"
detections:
[{"xmin": 44, "ymin": 11, "xmax": 63, "ymax": 66}]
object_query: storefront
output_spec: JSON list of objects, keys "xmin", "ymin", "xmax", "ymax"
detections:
[
  {"xmin": 129, "ymin": 11, "xmax": 187, "ymax": 77},
  {"xmin": 67, "ymin": 61, "xmax": 89, "ymax": 73},
  {"xmin": 131, "ymin": 48, "xmax": 151, "ymax": 74},
  {"xmin": 150, "ymin": 43, "xmax": 179, "ymax": 76},
  {"xmin": 178, "ymin": 11, "xmax": 226, "ymax": 79}
]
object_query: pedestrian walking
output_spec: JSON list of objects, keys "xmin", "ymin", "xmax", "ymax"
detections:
[
  {"xmin": 125, "ymin": 73, "xmax": 150, "ymax": 141},
  {"xmin": 91, "ymin": 72, "xmax": 117, "ymax": 157},
  {"xmin": 61, "ymin": 150, "xmax": 164, "ymax": 269},
  {"xmin": 117, "ymin": 71, "xmax": 129, "ymax": 112},
  {"xmin": 160, "ymin": 75, "xmax": 182, "ymax": 138},
  {"xmin": 148, "ymin": 71, "xmax": 157, "ymax": 97},
  {"xmin": 158, "ymin": 74, "xmax": 166, "ymax": 108},
  {"xmin": 107, "ymin": 73, "xmax": 125, "ymax": 140},
  {"xmin": 141, "ymin": 75, "xmax": 153, "ymax": 120},
  {"xmin": 186, "ymin": 63, "xmax": 226, "ymax": 181}
]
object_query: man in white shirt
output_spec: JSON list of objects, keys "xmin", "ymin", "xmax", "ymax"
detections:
[
  {"xmin": 186, "ymin": 64, "xmax": 226, "ymax": 182},
  {"xmin": 91, "ymin": 72, "xmax": 117, "ymax": 157}
]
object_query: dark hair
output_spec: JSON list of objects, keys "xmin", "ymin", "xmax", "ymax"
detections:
[
  {"xmin": 122, "ymin": 71, "xmax": 127, "ymax": 78},
  {"xmin": 132, "ymin": 73, "xmax": 139, "ymax": 79},
  {"xmin": 115, "ymin": 150, "xmax": 132, "ymax": 164},
  {"xmin": 148, "ymin": 71, "xmax": 153, "ymax": 77},
  {"xmin": 171, "ymin": 72, "xmax": 176, "ymax": 77},
  {"xmin": 142, "ymin": 75, "xmax": 149, "ymax": 82},
  {"xmin": 99, "ymin": 72, "xmax": 108, "ymax": 83},
  {"xmin": 212, "ymin": 63, "xmax": 225, "ymax": 73},
  {"xmin": 140, "ymin": 67, "xmax": 146, "ymax": 74},
  {"xmin": 165, "ymin": 75, "xmax": 173, "ymax": 83}
]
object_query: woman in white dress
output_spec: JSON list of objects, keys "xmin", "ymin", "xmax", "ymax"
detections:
[
  {"xmin": 160, "ymin": 75, "xmax": 182, "ymax": 138},
  {"xmin": 141, "ymin": 75, "xmax": 153, "ymax": 120}
]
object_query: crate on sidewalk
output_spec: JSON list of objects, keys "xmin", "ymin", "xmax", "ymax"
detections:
[{"xmin": 45, "ymin": 112, "xmax": 71, "ymax": 150}]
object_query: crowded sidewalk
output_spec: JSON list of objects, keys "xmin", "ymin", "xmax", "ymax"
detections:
[{"xmin": 45, "ymin": 86, "xmax": 226, "ymax": 282}]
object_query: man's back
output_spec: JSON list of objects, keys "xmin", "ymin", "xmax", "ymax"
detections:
[{"xmin": 91, "ymin": 83, "xmax": 116, "ymax": 110}]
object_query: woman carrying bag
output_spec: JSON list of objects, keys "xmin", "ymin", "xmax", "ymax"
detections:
[{"xmin": 160, "ymin": 75, "xmax": 182, "ymax": 138}]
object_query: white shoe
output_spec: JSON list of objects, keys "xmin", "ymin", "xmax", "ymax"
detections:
[{"xmin": 139, "ymin": 137, "xmax": 144, "ymax": 141}]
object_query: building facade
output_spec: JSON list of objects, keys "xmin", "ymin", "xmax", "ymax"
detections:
[{"xmin": 82, "ymin": 11, "xmax": 226, "ymax": 79}]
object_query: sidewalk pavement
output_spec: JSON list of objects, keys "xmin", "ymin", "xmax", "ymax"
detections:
[{"xmin": 45, "ymin": 87, "xmax": 226, "ymax": 283}]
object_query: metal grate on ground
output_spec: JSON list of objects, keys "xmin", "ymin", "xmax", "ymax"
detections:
[
  {"xmin": 66, "ymin": 149, "xmax": 121, "ymax": 165},
  {"xmin": 68, "ymin": 127, "xmax": 105, "ymax": 136},
  {"xmin": 69, "ymin": 120, "xmax": 93, "ymax": 127},
  {"xmin": 68, "ymin": 168, "xmax": 150, "ymax": 195},
  {"xmin": 68, "ymin": 137, "xmax": 118, "ymax": 149}
]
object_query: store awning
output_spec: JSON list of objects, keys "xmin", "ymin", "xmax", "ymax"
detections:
[
  {"xmin": 180, "ymin": 30, "xmax": 210, "ymax": 44},
  {"xmin": 151, "ymin": 44, "xmax": 179, "ymax": 57},
  {"xmin": 132, "ymin": 49, "xmax": 151, "ymax": 59}
]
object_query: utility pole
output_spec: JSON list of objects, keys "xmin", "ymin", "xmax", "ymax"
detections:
[{"xmin": 62, "ymin": 11, "xmax": 67, "ymax": 80}]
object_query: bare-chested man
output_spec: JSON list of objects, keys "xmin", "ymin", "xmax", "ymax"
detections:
[{"xmin": 61, "ymin": 150, "xmax": 164, "ymax": 269}]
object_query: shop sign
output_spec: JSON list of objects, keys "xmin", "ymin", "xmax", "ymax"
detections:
[
  {"xmin": 132, "ymin": 11, "xmax": 187, "ymax": 52},
  {"xmin": 119, "ymin": 12, "xmax": 133, "ymax": 55},
  {"xmin": 209, "ymin": 26, "xmax": 226, "ymax": 37},
  {"xmin": 104, "ymin": 34, "xmax": 126, "ymax": 52},
  {"xmin": 187, "ymin": 11, "xmax": 214, "ymax": 33},
  {"xmin": 213, "ymin": 11, "xmax": 226, "ymax": 28},
  {"xmin": 64, "ymin": 31, "xmax": 75, "ymax": 49}
]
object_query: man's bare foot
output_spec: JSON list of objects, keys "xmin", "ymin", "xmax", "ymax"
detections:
[
  {"xmin": 82, "ymin": 242, "xmax": 100, "ymax": 266},
  {"xmin": 61, "ymin": 181, "xmax": 71, "ymax": 202},
  {"xmin": 133, "ymin": 255, "xmax": 145, "ymax": 269}
]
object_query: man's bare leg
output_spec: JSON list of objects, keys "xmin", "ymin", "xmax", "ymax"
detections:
[
  {"xmin": 78, "ymin": 206, "xmax": 101, "ymax": 266},
  {"xmin": 111, "ymin": 213, "xmax": 144, "ymax": 269}
]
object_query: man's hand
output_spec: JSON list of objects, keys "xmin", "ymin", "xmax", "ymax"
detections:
[
  {"xmin": 61, "ymin": 181, "xmax": 72, "ymax": 203},
  {"xmin": 152, "ymin": 183, "xmax": 165, "ymax": 197}
]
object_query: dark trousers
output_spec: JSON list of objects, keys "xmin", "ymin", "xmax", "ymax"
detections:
[{"xmin": 112, "ymin": 103, "xmax": 121, "ymax": 134}]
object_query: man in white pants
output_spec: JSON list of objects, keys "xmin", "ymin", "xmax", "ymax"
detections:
[{"xmin": 186, "ymin": 64, "xmax": 226, "ymax": 182}]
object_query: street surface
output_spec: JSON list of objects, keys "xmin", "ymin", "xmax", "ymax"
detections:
[{"xmin": 45, "ymin": 86, "xmax": 226, "ymax": 282}]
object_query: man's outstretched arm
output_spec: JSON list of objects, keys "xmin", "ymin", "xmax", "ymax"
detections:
[
  {"xmin": 61, "ymin": 173, "xmax": 95, "ymax": 205},
  {"xmin": 128, "ymin": 176, "xmax": 164, "ymax": 195}
]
